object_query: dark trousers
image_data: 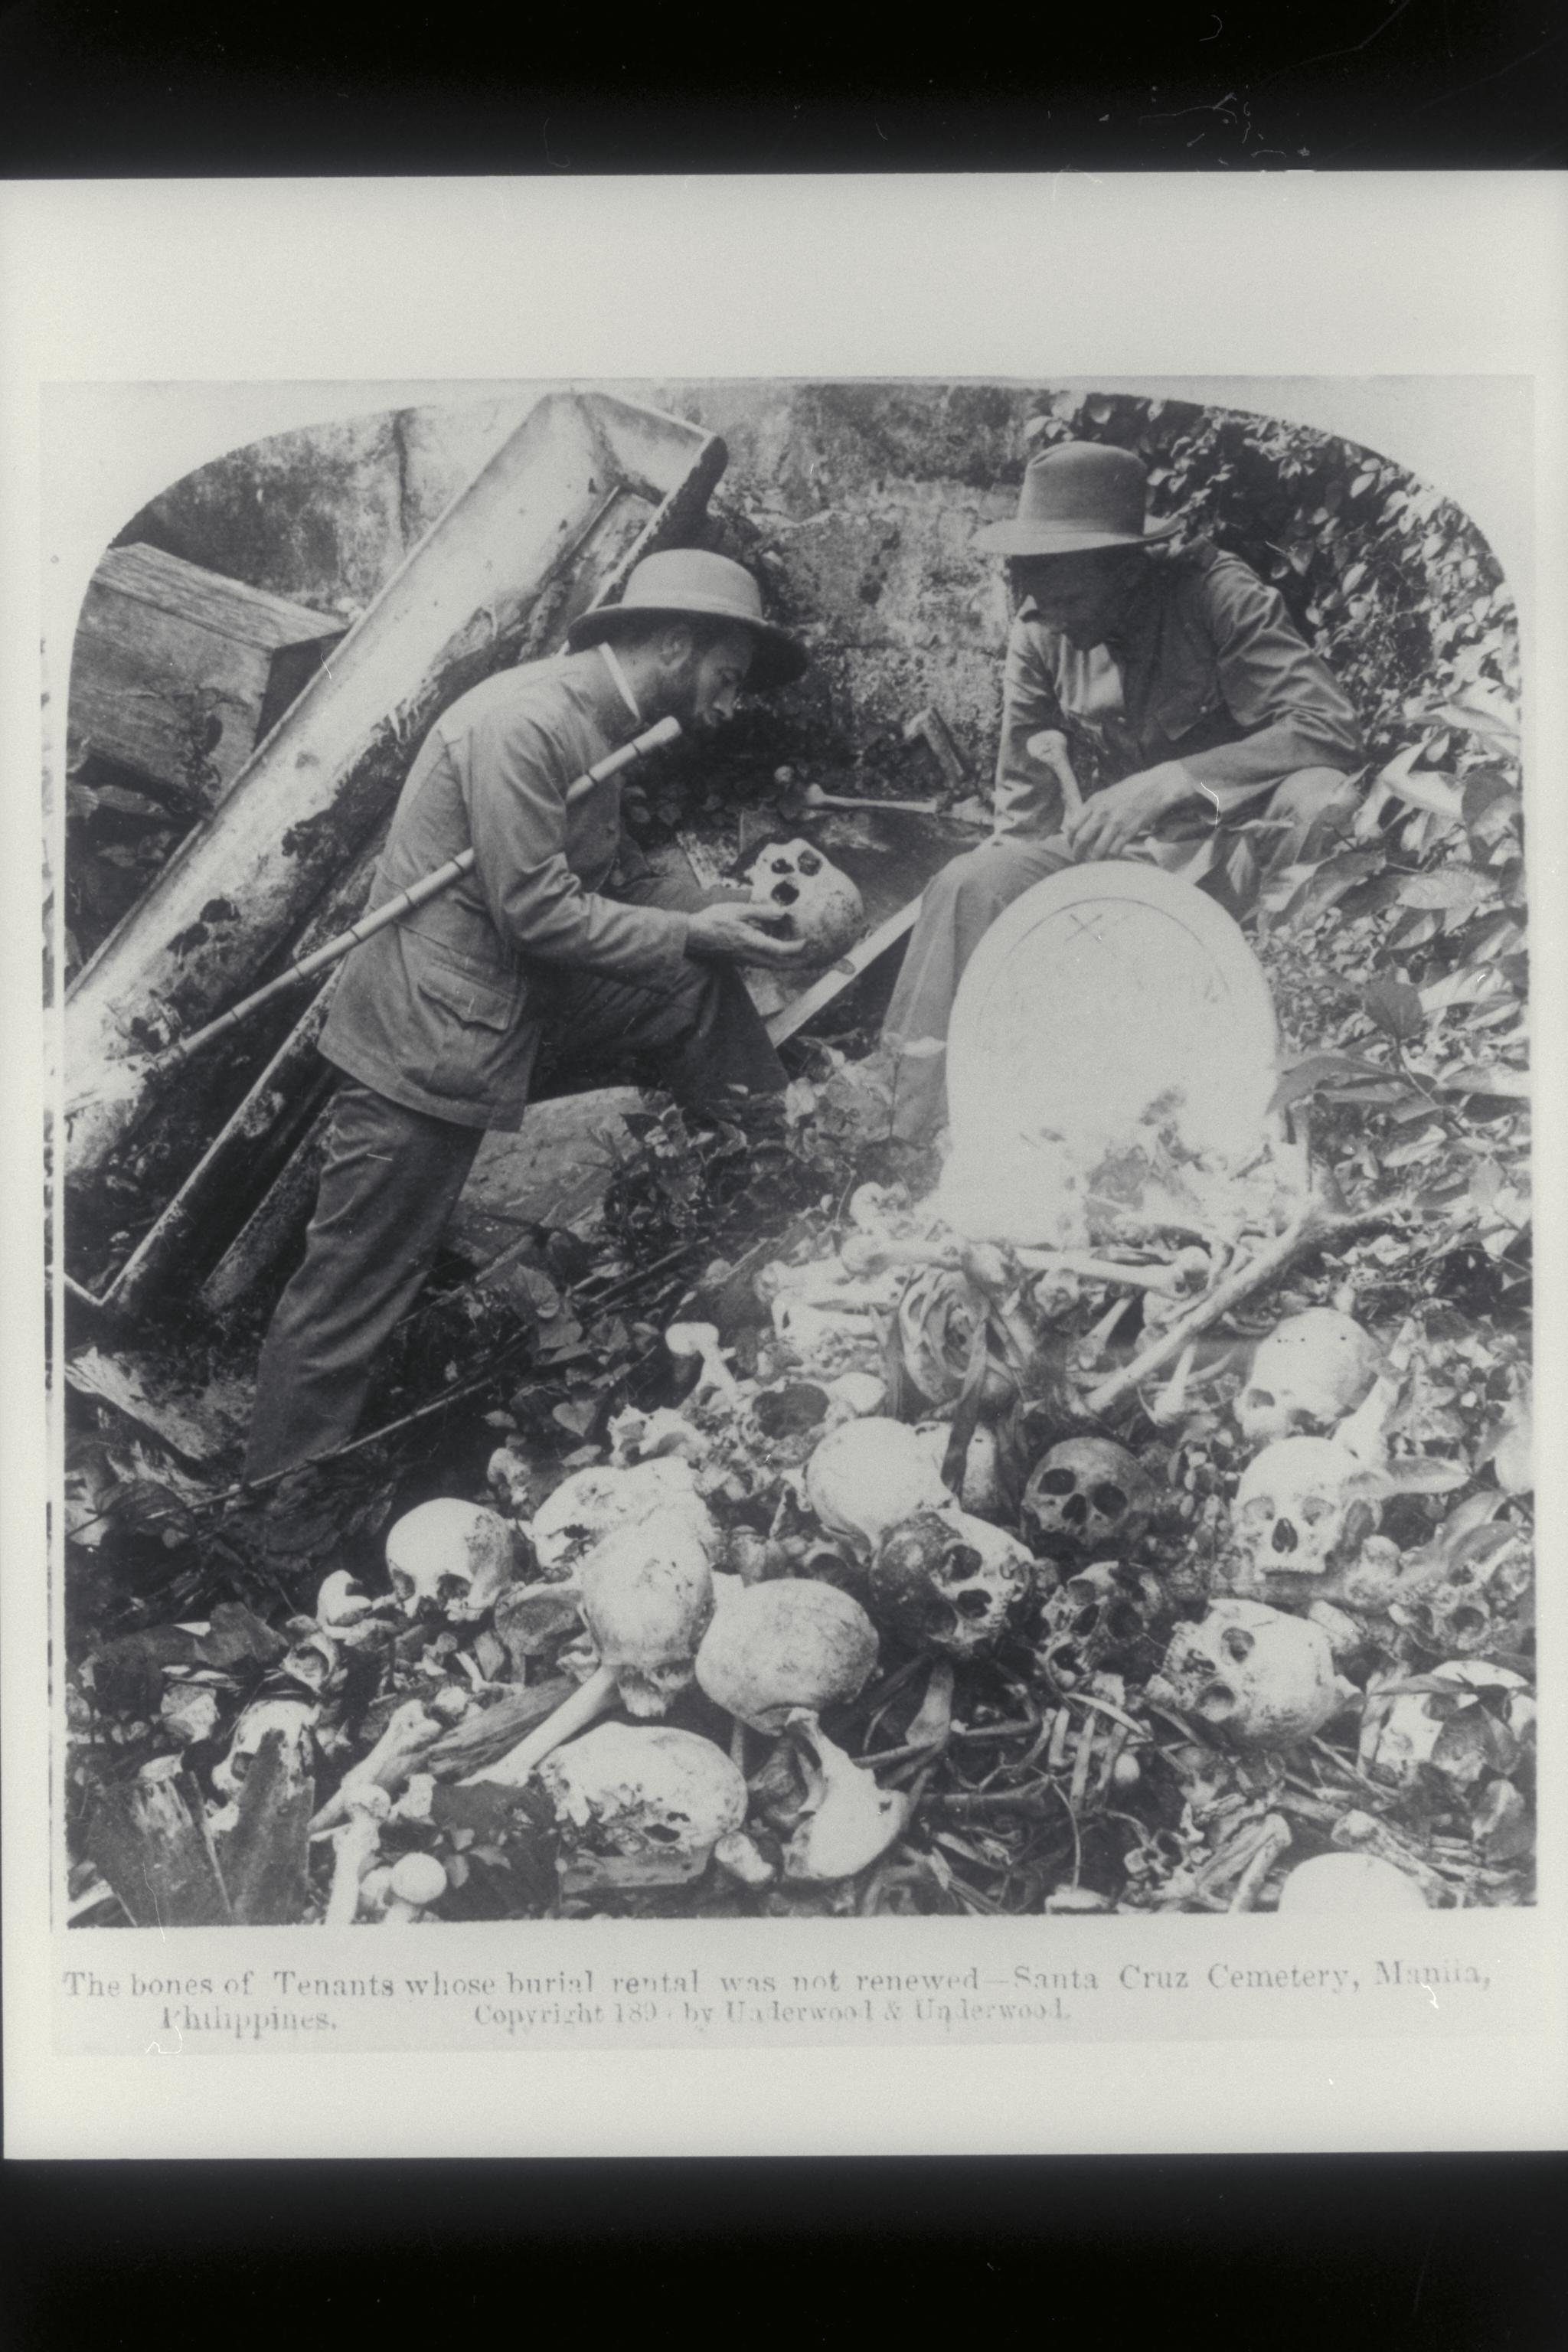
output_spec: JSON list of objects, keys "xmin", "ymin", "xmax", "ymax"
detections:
[{"xmin": 244, "ymin": 887, "xmax": 784, "ymax": 1484}]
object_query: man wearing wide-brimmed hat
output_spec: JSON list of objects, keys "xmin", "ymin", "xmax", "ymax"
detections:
[
  {"xmin": 880, "ymin": 441, "xmax": 1366, "ymax": 1145},
  {"xmin": 246, "ymin": 548, "xmax": 808, "ymax": 1484}
]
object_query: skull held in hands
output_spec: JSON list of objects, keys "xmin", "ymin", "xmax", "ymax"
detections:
[
  {"xmin": 1233, "ymin": 1308, "xmax": 1382, "ymax": 1447},
  {"xmin": 743, "ymin": 839, "xmax": 864, "ymax": 966},
  {"xmin": 1230, "ymin": 1436, "xmax": 1378, "ymax": 1599},
  {"xmin": 870, "ymin": 1508, "xmax": 1033, "ymax": 1660},
  {"xmin": 1148, "ymin": 1599, "xmax": 1346, "ymax": 1747},
  {"xmin": 1022, "ymin": 1437, "xmax": 1154, "ymax": 1558}
]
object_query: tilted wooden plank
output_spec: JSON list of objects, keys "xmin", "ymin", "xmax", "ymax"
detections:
[{"xmin": 67, "ymin": 390, "xmax": 726, "ymax": 1180}]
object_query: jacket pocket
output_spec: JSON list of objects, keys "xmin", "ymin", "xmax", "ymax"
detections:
[{"xmin": 407, "ymin": 935, "xmax": 524, "ymax": 1034}]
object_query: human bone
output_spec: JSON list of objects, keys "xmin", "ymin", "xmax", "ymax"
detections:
[
  {"xmin": 1275, "ymin": 1853, "xmax": 1428, "ymax": 1914},
  {"xmin": 1147, "ymin": 1599, "xmax": 1345, "ymax": 1747},
  {"xmin": 485, "ymin": 1441, "xmax": 534, "ymax": 1517},
  {"xmin": 211, "ymin": 1695, "xmax": 318, "ymax": 1797},
  {"xmin": 1231, "ymin": 1436, "xmax": 1377, "ymax": 1592},
  {"xmin": 541, "ymin": 1723, "xmax": 746, "ymax": 1879},
  {"xmin": 1361, "ymin": 1660, "xmax": 1535, "ymax": 1794},
  {"xmin": 577, "ymin": 1508, "xmax": 717, "ymax": 1717},
  {"xmin": 1233, "ymin": 1308, "xmax": 1383, "ymax": 1446},
  {"xmin": 1389, "ymin": 1524, "xmax": 1533, "ymax": 1658},
  {"xmin": 919, "ymin": 1416, "xmax": 1004, "ymax": 1517},
  {"xmin": 159, "ymin": 1681, "xmax": 222, "ymax": 1746},
  {"xmin": 315, "ymin": 1569, "xmax": 374, "ymax": 1627},
  {"xmin": 743, "ymin": 839, "xmax": 864, "ymax": 965},
  {"xmin": 1037, "ymin": 1561, "xmax": 1165, "ymax": 1685},
  {"xmin": 1022, "ymin": 1436, "xmax": 1154, "ymax": 1557},
  {"xmin": 782, "ymin": 1712, "xmax": 909, "ymax": 1882},
  {"xmin": 529, "ymin": 1456, "xmax": 715, "ymax": 1579},
  {"xmin": 870, "ymin": 1508, "xmax": 1033, "ymax": 1659},
  {"xmin": 694, "ymin": 1577, "xmax": 879, "ymax": 1732},
  {"xmin": 384, "ymin": 1850, "xmax": 449, "ymax": 1921},
  {"xmin": 804, "ymin": 1416, "xmax": 952, "ymax": 1553},
  {"xmin": 385, "ymin": 1498, "xmax": 517, "ymax": 1620}
]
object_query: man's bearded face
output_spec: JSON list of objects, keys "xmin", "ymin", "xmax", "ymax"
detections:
[
  {"xmin": 665, "ymin": 624, "xmax": 754, "ymax": 730},
  {"xmin": 1011, "ymin": 547, "xmax": 1145, "ymax": 649}
]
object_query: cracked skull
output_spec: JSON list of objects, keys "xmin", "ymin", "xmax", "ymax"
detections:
[
  {"xmin": 1231, "ymin": 1436, "xmax": 1377, "ymax": 1592},
  {"xmin": 1037, "ymin": 1560, "xmax": 1165, "ymax": 1685},
  {"xmin": 743, "ymin": 840, "xmax": 864, "ymax": 965},
  {"xmin": 1022, "ymin": 1437, "xmax": 1153, "ymax": 1557},
  {"xmin": 1233, "ymin": 1308, "xmax": 1382, "ymax": 1446},
  {"xmin": 541, "ymin": 1723, "xmax": 746, "ymax": 1880},
  {"xmin": 870, "ymin": 1508, "xmax": 1033, "ymax": 1659},
  {"xmin": 1148, "ymin": 1598, "xmax": 1344, "ymax": 1746}
]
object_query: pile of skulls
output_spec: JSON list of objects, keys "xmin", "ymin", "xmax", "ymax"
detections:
[{"xmin": 136, "ymin": 1217, "xmax": 1530, "ymax": 1926}]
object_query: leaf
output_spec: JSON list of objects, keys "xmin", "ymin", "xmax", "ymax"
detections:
[
  {"xmin": 1395, "ymin": 869, "xmax": 1495, "ymax": 913},
  {"xmin": 1432, "ymin": 1064, "xmax": 1530, "ymax": 1100},
  {"xmin": 1267, "ymin": 1053, "xmax": 1387, "ymax": 1113},
  {"xmin": 1361, "ymin": 977, "xmax": 1426, "ymax": 1041},
  {"xmin": 1436, "ymin": 693, "xmax": 1520, "ymax": 748},
  {"xmin": 1462, "ymin": 768, "xmax": 1522, "ymax": 843}
]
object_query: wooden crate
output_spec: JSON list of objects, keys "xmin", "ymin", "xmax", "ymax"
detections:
[{"xmin": 69, "ymin": 542, "xmax": 344, "ymax": 807}]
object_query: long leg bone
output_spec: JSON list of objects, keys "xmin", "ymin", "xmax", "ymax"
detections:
[
  {"xmin": 323, "ymin": 1785, "xmax": 390, "ymax": 1926},
  {"xmin": 457, "ymin": 1661, "xmax": 619, "ymax": 1788},
  {"xmin": 310, "ymin": 1700, "xmax": 445, "ymax": 1832}
]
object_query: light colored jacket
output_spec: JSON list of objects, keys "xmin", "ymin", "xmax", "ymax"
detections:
[{"xmin": 321, "ymin": 652, "xmax": 690, "ymax": 1129}]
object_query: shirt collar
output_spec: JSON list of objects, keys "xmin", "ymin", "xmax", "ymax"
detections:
[{"xmin": 598, "ymin": 640, "xmax": 643, "ymax": 723}]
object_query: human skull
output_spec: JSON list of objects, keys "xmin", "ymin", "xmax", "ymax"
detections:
[
  {"xmin": 210, "ymin": 1696, "xmax": 318, "ymax": 1798},
  {"xmin": 577, "ymin": 1508, "xmax": 716, "ymax": 1717},
  {"xmin": 1148, "ymin": 1599, "xmax": 1345, "ymax": 1746},
  {"xmin": 1231, "ymin": 1437, "xmax": 1376, "ymax": 1596},
  {"xmin": 529, "ymin": 1456, "xmax": 714, "ymax": 1579},
  {"xmin": 1037, "ymin": 1560, "xmax": 1165, "ymax": 1686},
  {"xmin": 743, "ymin": 840, "xmax": 864, "ymax": 965},
  {"xmin": 1361, "ymin": 1661, "xmax": 1535, "ymax": 1794},
  {"xmin": 694, "ymin": 1577, "xmax": 879, "ymax": 1732},
  {"xmin": 541, "ymin": 1723, "xmax": 746, "ymax": 1882},
  {"xmin": 870, "ymin": 1508, "xmax": 1032, "ymax": 1660},
  {"xmin": 385, "ymin": 1498, "xmax": 518, "ymax": 1619},
  {"xmin": 1234, "ymin": 1308, "xmax": 1382, "ymax": 1446},
  {"xmin": 1389, "ymin": 1525, "xmax": 1534, "ymax": 1659},
  {"xmin": 1022, "ymin": 1437, "xmax": 1154, "ymax": 1557},
  {"xmin": 805, "ymin": 1416, "xmax": 951, "ymax": 1555}
]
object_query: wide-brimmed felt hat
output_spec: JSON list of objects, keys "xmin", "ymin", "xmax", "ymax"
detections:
[
  {"xmin": 975, "ymin": 441, "xmax": 1182, "ymax": 557},
  {"xmin": 567, "ymin": 548, "xmax": 808, "ymax": 690}
]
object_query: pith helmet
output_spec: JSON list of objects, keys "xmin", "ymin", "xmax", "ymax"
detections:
[
  {"xmin": 568, "ymin": 547, "xmax": 808, "ymax": 689},
  {"xmin": 975, "ymin": 441, "xmax": 1181, "ymax": 557}
]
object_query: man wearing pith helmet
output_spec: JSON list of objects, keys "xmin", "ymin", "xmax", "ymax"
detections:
[
  {"xmin": 244, "ymin": 547, "xmax": 808, "ymax": 1485},
  {"xmin": 881, "ymin": 439, "xmax": 1366, "ymax": 1145}
]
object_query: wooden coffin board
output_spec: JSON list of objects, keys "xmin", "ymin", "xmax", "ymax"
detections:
[
  {"xmin": 69, "ymin": 543, "xmax": 345, "ymax": 809},
  {"xmin": 67, "ymin": 391, "xmax": 727, "ymax": 1182},
  {"xmin": 69, "ymin": 397, "xmax": 726, "ymax": 1309}
]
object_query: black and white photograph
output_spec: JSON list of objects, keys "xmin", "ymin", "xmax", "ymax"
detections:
[
  {"xmin": 54, "ymin": 371, "xmax": 1535, "ymax": 1935},
  {"xmin": 3, "ymin": 175, "xmax": 1562, "ymax": 2166}
]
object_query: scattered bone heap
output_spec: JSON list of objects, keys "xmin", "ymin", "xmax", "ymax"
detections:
[{"xmin": 71, "ymin": 1138, "xmax": 1534, "ymax": 1929}]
